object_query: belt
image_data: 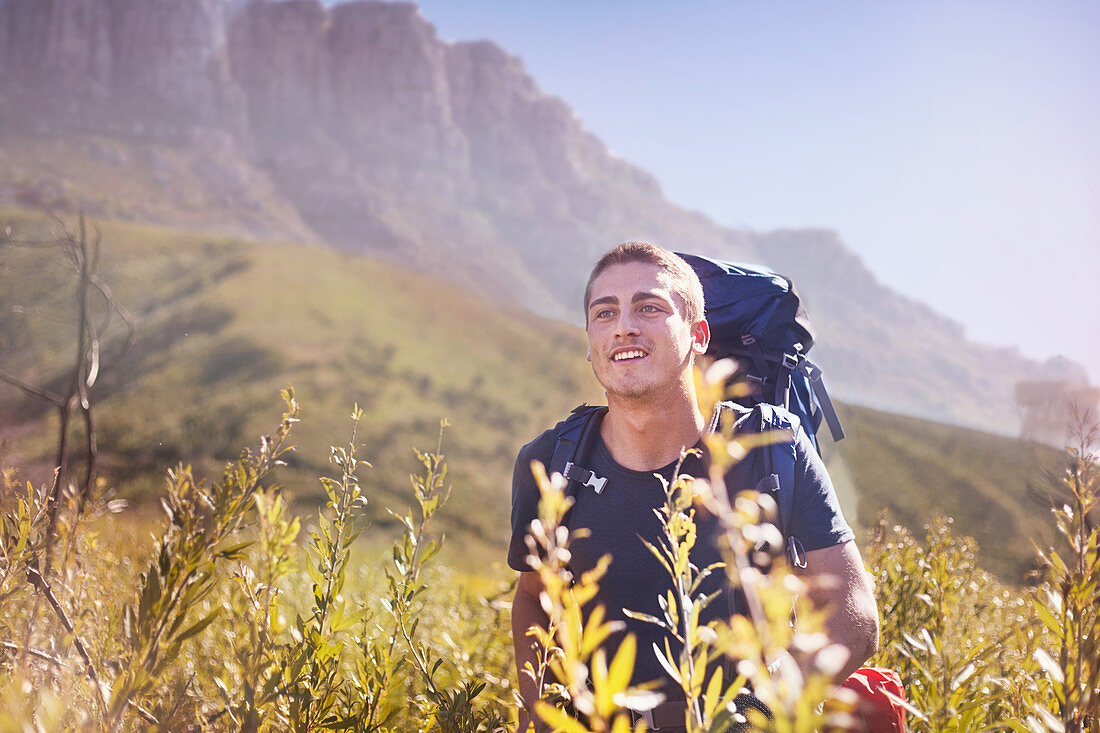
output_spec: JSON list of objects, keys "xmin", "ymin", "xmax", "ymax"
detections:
[
  {"xmin": 629, "ymin": 694, "xmax": 767, "ymax": 731},
  {"xmin": 629, "ymin": 701, "xmax": 689, "ymax": 731}
]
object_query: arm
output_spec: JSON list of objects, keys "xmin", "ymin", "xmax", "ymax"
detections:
[
  {"xmin": 779, "ymin": 424, "xmax": 878, "ymax": 680},
  {"xmin": 801, "ymin": 540, "xmax": 880, "ymax": 681},
  {"xmin": 513, "ymin": 571, "xmax": 551, "ymax": 733},
  {"xmin": 508, "ymin": 431, "xmax": 562, "ymax": 729}
]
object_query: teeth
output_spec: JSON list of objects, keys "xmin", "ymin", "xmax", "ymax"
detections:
[{"xmin": 613, "ymin": 349, "xmax": 645, "ymax": 361}]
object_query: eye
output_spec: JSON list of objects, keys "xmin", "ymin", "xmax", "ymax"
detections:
[
  {"xmin": 593, "ymin": 308, "xmax": 615, "ymax": 320},
  {"xmin": 639, "ymin": 303, "xmax": 662, "ymax": 314}
]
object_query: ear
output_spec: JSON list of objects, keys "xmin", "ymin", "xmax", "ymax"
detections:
[{"xmin": 691, "ymin": 318, "xmax": 710, "ymax": 355}]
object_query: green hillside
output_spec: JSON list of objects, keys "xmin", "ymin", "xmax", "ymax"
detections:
[
  {"xmin": 827, "ymin": 403, "xmax": 1064, "ymax": 581},
  {"xmin": 0, "ymin": 209, "xmax": 1065, "ymax": 580},
  {"xmin": 0, "ymin": 208, "xmax": 604, "ymax": 560}
]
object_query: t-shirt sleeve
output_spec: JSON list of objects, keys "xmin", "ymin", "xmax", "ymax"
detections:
[
  {"xmin": 789, "ymin": 426, "xmax": 854, "ymax": 552},
  {"xmin": 508, "ymin": 430, "xmax": 555, "ymax": 572}
]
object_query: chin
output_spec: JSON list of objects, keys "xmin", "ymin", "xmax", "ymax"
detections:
[{"xmin": 605, "ymin": 382, "xmax": 659, "ymax": 401}]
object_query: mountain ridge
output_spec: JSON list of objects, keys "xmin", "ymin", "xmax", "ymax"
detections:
[{"xmin": 0, "ymin": 0, "xmax": 1089, "ymax": 435}]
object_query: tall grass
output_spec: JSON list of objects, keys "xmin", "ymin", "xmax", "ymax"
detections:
[
  {"xmin": 0, "ymin": 389, "xmax": 1097, "ymax": 731},
  {"xmin": 865, "ymin": 416, "xmax": 1099, "ymax": 732},
  {"xmin": 0, "ymin": 393, "xmax": 512, "ymax": 731}
]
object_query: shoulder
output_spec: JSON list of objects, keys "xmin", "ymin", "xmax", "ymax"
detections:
[
  {"xmin": 747, "ymin": 402, "xmax": 802, "ymax": 437},
  {"xmin": 515, "ymin": 405, "xmax": 606, "ymax": 472},
  {"xmin": 722, "ymin": 402, "xmax": 805, "ymax": 452},
  {"xmin": 515, "ymin": 425, "xmax": 559, "ymax": 473},
  {"xmin": 509, "ymin": 409, "xmax": 598, "ymax": 572}
]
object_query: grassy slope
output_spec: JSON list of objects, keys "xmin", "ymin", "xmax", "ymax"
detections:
[
  {"xmin": 0, "ymin": 209, "xmax": 1065, "ymax": 581},
  {"xmin": 830, "ymin": 403, "xmax": 1064, "ymax": 581},
  {"xmin": 0, "ymin": 209, "xmax": 604, "ymax": 568}
]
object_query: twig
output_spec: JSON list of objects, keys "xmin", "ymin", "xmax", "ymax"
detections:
[
  {"xmin": 0, "ymin": 370, "xmax": 65, "ymax": 406},
  {"xmin": 130, "ymin": 702, "xmax": 159, "ymax": 725},
  {"xmin": 183, "ymin": 703, "xmax": 232, "ymax": 733},
  {"xmin": 23, "ymin": 566, "xmax": 160, "ymax": 726},
  {"xmin": 0, "ymin": 640, "xmax": 66, "ymax": 667},
  {"xmin": 26, "ymin": 564, "xmax": 110, "ymax": 719}
]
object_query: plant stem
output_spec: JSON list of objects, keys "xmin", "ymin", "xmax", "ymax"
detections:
[{"xmin": 26, "ymin": 564, "xmax": 110, "ymax": 721}]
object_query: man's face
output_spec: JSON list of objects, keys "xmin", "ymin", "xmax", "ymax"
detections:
[{"xmin": 585, "ymin": 261, "xmax": 708, "ymax": 401}]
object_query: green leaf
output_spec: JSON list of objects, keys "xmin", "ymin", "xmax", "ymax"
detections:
[
  {"xmin": 653, "ymin": 640, "xmax": 682, "ymax": 685},
  {"xmin": 535, "ymin": 703, "xmax": 589, "ymax": 733},
  {"xmin": 702, "ymin": 664, "xmax": 724, "ymax": 722},
  {"xmin": 1033, "ymin": 648, "xmax": 1065, "ymax": 685},
  {"xmin": 901, "ymin": 631, "xmax": 927, "ymax": 652},
  {"xmin": 623, "ymin": 608, "xmax": 667, "ymax": 629},
  {"xmin": 139, "ymin": 567, "xmax": 161, "ymax": 621},
  {"xmin": 218, "ymin": 541, "xmax": 253, "ymax": 561},
  {"xmin": 1034, "ymin": 706, "xmax": 1066, "ymax": 732},
  {"xmin": 607, "ymin": 634, "xmax": 637, "ymax": 697},
  {"xmin": 175, "ymin": 609, "xmax": 221, "ymax": 643}
]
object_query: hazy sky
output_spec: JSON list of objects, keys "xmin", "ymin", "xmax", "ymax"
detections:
[{"xmin": 409, "ymin": 0, "xmax": 1099, "ymax": 383}]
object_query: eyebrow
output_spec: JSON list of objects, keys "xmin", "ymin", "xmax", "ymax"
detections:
[{"xmin": 588, "ymin": 290, "xmax": 666, "ymax": 311}]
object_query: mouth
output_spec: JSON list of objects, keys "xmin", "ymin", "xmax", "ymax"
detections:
[{"xmin": 611, "ymin": 348, "xmax": 648, "ymax": 362}]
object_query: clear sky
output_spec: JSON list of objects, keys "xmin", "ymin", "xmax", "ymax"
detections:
[{"xmin": 409, "ymin": 0, "xmax": 1100, "ymax": 383}]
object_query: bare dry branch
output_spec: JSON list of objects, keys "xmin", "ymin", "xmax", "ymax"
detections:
[
  {"xmin": 0, "ymin": 369, "xmax": 66, "ymax": 406},
  {"xmin": 25, "ymin": 564, "xmax": 109, "ymax": 718},
  {"xmin": 0, "ymin": 640, "xmax": 66, "ymax": 668}
]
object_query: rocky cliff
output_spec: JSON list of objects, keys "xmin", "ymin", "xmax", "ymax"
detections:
[
  {"xmin": 0, "ymin": 0, "xmax": 242, "ymax": 133},
  {"xmin": 0, "ymin": 0, "xmax": 1086, "ymax": 433}
]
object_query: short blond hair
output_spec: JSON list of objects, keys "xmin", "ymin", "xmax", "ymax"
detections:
[{"xmin": 584, "ymin": 241, "xmax": 704, "ymax": 324}]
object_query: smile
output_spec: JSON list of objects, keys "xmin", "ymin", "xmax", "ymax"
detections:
[{"xmin": 612, "ymin": 349, "xmax": 647, "ymax": 362}]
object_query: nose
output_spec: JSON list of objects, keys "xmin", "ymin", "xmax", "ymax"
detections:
[{"xmin": 616, "ymin": 310, "xmax": 640, "ymax": 338}]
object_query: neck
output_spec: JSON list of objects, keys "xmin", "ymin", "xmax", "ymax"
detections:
[{"xmin": 601, "ymin": 381, "xmax": 706, "ymax": 472}]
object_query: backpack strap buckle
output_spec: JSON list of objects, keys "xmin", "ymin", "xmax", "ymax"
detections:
[
  {"xmin": 799, "ymin": 359, "xmax": 822, "ymax": 382},
  {"xmin": 563, "ymin": 461, "xmax": 607, "ymax": 494},
  {"xmin": 755, "ymin": 472, "xmax": 780, "ymax": 494}
]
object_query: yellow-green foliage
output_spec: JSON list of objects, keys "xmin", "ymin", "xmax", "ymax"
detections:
[
  {"xmin": 866, "ymin": 418, "xmax": 1100, "ymax": 732},
  {"xmin": 1, "ymin": 392, "xmax": 1098, "ymax": 731},
  {"xmin": 866, "ymin": 518, "xmax": 1041, "ymax": 729},
  {"xmin": 2, "ymin": 209, "xmax": 1097, "ymax": 730},
  {"xmin": 522, "ymin": 463, "xmax": 650, "ymax": 733},
  {"xmin": 1029, "ymin": 422, "xmax": 1100, "ymax": 732},
  {"xmin": 0, "ymin": 396, "xmax": 516, "ymax": 731}
]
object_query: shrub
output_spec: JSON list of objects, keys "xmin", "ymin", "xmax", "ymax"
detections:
[
  {"xmin": 1, "ymin": 389, "xmax": 1097, "ymax": 732},
  {"xmin": 0, "ymin": 394, "xmax": 511, "ymax": 731}
]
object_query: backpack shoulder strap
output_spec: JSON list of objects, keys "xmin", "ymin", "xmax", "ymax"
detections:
[
  {"xmin": 549, "ymin": 404, "xmax": 608, "ymax": 502},
  {"xmin": 731, "ymin": 402, "xmax": 807, "ymax": 569},
  {"xmin": 797, "ymin": 357, "xmax": 846, "ymax": 443}
]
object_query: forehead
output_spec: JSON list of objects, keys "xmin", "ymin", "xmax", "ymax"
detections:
[{"xmin": 588, "ymin": 261, "xmax": 675, "ymax": 302}]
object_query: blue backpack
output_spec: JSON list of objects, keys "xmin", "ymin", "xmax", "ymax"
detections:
[
  {"xmin": 549, "ymin": 254, "xmax": 846, "ymax": 567},
  {"xmin": 675, "ymin": 252, "xmax": 844, "ymax": 451}
]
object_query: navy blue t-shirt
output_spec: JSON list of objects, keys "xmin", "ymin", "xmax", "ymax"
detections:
[{"xmin": 508, "ymin": 415, "xmax": 853, "ymax": 693}]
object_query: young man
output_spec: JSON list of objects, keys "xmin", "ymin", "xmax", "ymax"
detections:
[{"xmin": 509, "ymin": 242, "xmax": 879, "ymax": 731}]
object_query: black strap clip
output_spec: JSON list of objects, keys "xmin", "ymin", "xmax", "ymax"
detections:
[{"xmin": 563, "ymin": 461, "xmax": 607, "ymax": 494}]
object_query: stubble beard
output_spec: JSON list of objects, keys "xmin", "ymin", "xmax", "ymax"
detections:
[{"xmin": 597, "ymin": 353, "xmax": 695, "ymax": 405}]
